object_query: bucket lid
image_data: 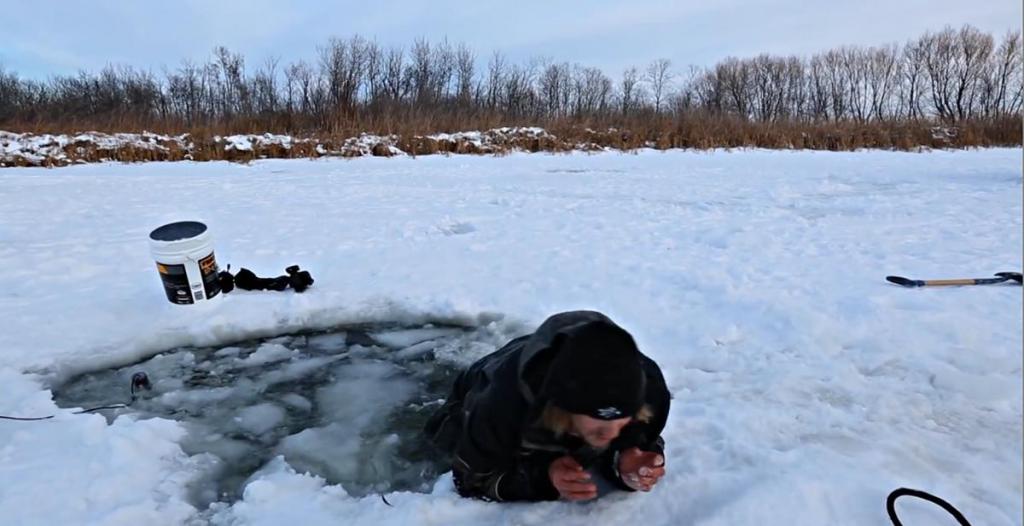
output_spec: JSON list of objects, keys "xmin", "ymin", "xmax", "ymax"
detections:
[{"xmin": 150, "ymin": 221, "xmax": 208, "ymax": 242}]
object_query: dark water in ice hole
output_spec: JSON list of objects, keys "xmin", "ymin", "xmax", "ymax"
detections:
[{"xmin": 52, "ymin": 324, "xmax": 478, "ymax": 509}]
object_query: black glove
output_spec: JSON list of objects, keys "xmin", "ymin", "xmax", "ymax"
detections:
[
  {"xmin": 286, "ymin": 265, "xmax": 315, "ymax": 292},
  {"xmin": 224, "ymin": 265, "xmax": 314, "ymax": 293},
  {"xmin": 217, "ymin": 264, "xmax": 235, "ymax": 293}
]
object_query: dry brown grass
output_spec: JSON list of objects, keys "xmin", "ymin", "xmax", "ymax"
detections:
[{"xmin": 3, "ymin": 112, "xmax": 1020, "ymax": 167}]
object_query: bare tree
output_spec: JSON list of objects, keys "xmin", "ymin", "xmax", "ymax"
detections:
[
  {"xmin": 252, "ymin": 56, "xmax": 280, "ymax": 115},
  {"xmin": 485, "ymin": 51, "xmax": 506, "ymax": 111},
  {"xmin": 952, "ymin": 25, "xmax": 993, "ymax": 121},
  {"xmin": 432, "ymin": 39, "xmax": 456, "ymax": 102},
  {"xmin": 822, "ymin": 49, "xmax": 849, "ymax": 120},
  {"xmin": 364, "ymin": 40, "xmax": 384, "ymax": 106},
  {"xmin": 455, "ymin": 43, "xmax": 475, "ymax": 104},
  {"xmin": 866, "ymin": 45, "xmax": 899, "ymax": 121},
  {"xmin": 840, "ymin": 47, "xmax": 871, "ymax": 122},
  {"xmin": 898, "ymin": 39, "xmax": 927, "ymax": 120},
  {"xmin": 807, "ymin": 53, "xmax": 832, "ymax": 120},
  {"xmin": 382, "ymin": 47, "xmax": 406, "ymax": 102},
  {"xmin": 620, "ymin": 66, "xmax": 644, "ymax": 115},
  {"xmin": 571, "ymin": 65, "xmax": 612, "ymax": 116},
  {"xmin": 751, "ymin": 55, "xmax": 788, "ymax": 122},
  {"xmin": 990, "ymin": 31, "xmax": 1023, "ymax": 116},
  {"xmin": 539, "ymin": 61, "xmax": 571, "ymax": 117},
  {"xmin": 690, "ymin": 64, "xmax": 724, "ymax": 114},
  {"xmin": 720, "ymin": 57, "xmax": 753, "ymax": 118},
  {"xmin": 319, "ymin": 36, "xmax": 367, "ymax": 115},
  {"xmin": 922, "ymin": 28, "xmax": 957, "ymax": 121},
  {"xmin": 645, "ymin": 58, "xmax": 673, "ymax": 114}
]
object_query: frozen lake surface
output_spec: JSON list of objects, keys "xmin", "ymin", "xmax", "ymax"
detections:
[{"xmin": 1, "ymin": 149, "xmax": 1019, "ymax": 525}]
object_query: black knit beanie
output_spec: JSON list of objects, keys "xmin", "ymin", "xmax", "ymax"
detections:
[{"xmin": 540, "ymin": 321, "xmax": 645, "ymax": 420}]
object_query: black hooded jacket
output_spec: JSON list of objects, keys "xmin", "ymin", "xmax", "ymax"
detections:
[{"xmin": 424, "ymin": 311, "xmax": 671, "ymax": 502}]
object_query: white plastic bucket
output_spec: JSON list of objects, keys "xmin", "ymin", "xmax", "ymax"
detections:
[{"xmin": 149, "ymin": 221, "xmax": 221, "ymax": 304}]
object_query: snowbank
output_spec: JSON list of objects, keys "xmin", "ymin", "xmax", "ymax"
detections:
[{"xmin": 0, "ymin": 127, "xmax": 566, "ymax": 166}]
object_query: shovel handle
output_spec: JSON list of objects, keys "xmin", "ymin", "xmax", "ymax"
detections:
[
  {"xmin": 921, "ymin": 279, "xmax": 981, "ymax": 286},
  {"xmin": 886, "ymin": 275, "xmax": 1016, "ymax": 287}
]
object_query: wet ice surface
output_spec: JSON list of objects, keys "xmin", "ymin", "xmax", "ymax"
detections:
[{"xmin": 53, "ymin": 324, "xmax": 474, "ymax": 509}]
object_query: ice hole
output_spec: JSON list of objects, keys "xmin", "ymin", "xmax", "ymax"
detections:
[{"xmin": 52, "ymin": 323, "xmax": 479, "ymax": 509}]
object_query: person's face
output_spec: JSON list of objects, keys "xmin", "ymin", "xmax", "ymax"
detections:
[{"xmin": 569, "ymin": 413, "xmax": 632, "ymax": 448}]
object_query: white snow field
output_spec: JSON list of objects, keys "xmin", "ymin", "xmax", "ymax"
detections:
[{"xmin": 0, "ymin": 148, "xmax": 1020, "ymax": 525}]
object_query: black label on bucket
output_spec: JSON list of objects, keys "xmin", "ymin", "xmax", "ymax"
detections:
[
  {"xmin": 199, "ymin": 253, "xmax": 221, "ymax": 300},
  {"xmin": 156, "ymin": 262, "xmax": 194, "ymax": 305}
]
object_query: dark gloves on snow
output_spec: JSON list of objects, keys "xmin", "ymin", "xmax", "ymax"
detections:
[{"xmin": 218, "ymin": 265, "xmax": 314, "ymax": 294}]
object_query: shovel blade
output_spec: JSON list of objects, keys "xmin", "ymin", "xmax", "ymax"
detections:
[
  {"xmin": 995, "ymin": 272, "xmax": 1023, "ymax": 284},
  {"xmin": 886, "ymin": 276, "xmax": 923, "ymax": 287}
]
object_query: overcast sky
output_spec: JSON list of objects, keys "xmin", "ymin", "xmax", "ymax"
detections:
[{"xmin": 2, "ymin": 0, "xmax": 1021, "ymax": 80}]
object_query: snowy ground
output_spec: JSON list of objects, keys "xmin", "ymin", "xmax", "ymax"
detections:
[{"xmin": 0, "ymin": 149, "xmax": 1020, "ymax": 525}]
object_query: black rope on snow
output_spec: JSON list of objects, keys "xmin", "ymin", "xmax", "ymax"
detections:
[
  {"xmin": 76, "ymin": 404, "xmax": 130, "ymax": 413},
  {"xmin": 0, "ymin": 371, "xmax": 150, "ymax": 422},
  {"xmin": 0, "ymin": 404, "xmax": 129, "ymax": 420},
  {"xmin": 887, "ymin": 487, "xmax": 972, "ymax": 526}
]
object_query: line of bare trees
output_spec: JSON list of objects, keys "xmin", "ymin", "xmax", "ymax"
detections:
[
  {"xmin": 0, "ymin": 25, "xmax": 1019, "ymax": 134},
  {"xmin": 690, "ymin": 26, "xmax": 1021, "ymax": 123}
]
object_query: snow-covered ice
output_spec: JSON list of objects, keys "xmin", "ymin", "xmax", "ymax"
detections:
[{"xmin": 0, "ymin": 148, "xmax": 1020, "ymax": 525}]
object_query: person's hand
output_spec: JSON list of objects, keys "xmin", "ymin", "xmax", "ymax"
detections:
[
  {"xmin": 548, "ymin": 455, "xmax": 597, "ymax": 501},
  {"xmin": 617, "ymin": 447, "xmax": 665, "ymax": 491}
]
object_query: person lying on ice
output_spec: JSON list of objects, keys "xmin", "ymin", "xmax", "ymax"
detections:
[{"xmin": 425, "ymin": 310, "xmax": 670, "ymax": 502}]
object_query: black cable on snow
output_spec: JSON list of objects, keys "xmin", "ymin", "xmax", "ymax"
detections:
[
  {"xmin": 0, "ymin": 414, "xmax": 54, "ymax": 421},
  {"xmin": 887, "ymin": 487, "xmax": 972, "ymax": 526}
]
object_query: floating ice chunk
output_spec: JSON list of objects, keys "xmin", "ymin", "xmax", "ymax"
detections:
[
  {"xmin": 153, "ymin": 377, "xmax": 185, "ymax": 393},
  {"xmin": 316, "ymin": 362, "xmax": 417, "ymax": 430},
  {"xmin": 407, "ymin": 399, "xmax": 446, "ymax": 411},
  {"xmin": 237, "ymin": 343, "xmax": 294, "ymax": 367},
  {"xmin": 277, "ymin": 423, "xmax": 362, "ymax": 482},
  {"xmin": 307, "ymin": 333, "xmax": 347, "ymax": 352},
  {"xmin": 432, "ymin": 339, "xmax": 496, "ymax": 364},
  {"xmin": 346, "ymin": 344, "xmax": 380, "ymax": 358},
  {"xmin": 364, "ymin": 433, "xmax": 402, "ymax": 489},
  {"xmin": 369, "ymin": 328, "xmax": 462, "ymax": 348},
  {"xmin": 157, "ymin": 386, "xmax": 236, "ymax": 407},
  {"xmin": 214, "ymin": 347, "xmax": 242, "ymax": 358},
  {"xmin": 394, "ymin": 340, "xmax": 439, "ymax": 361},
  {"xmin": 187, "ymin": 434, "xmax": 253, "ymax": 464},
  {"xmin": 241, "ymin": 455, "xmax": 326, "ymax": 498},
  {"xmin": 229, "ymin": 377, "xmax": 262, "ymax": 401},
  {"xmin": 278, "ymin": 393, "xmax": 313, "ymax": 412},
  {"xmin": 262, "ymin": 355, "xmax": 345, "ymax": 386},
  {"xmin": 235, "ymin": 403, "xmax": 286, "ymax": 436},
  {"xmin": 276, "ymin": 423, "xmax": 409, "ymax": 496}
]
